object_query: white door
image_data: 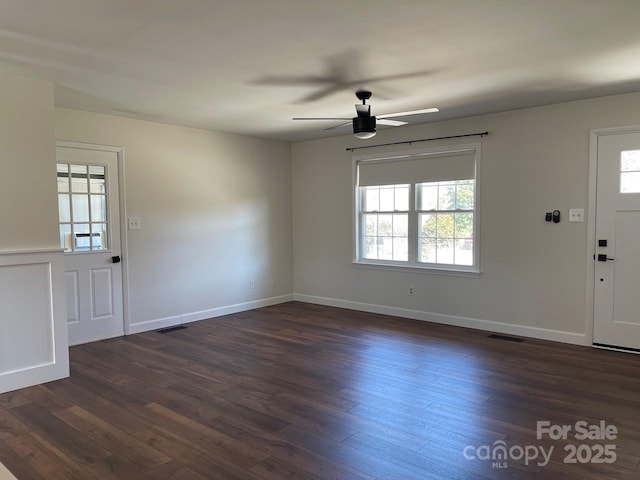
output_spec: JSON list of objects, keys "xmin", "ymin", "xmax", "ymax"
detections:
[
  {"xmin": 593, "ymin": 132, "xmax": 640, "ymax": 350},
  {"xmin": 56, "ymin": 145, "xmax": 124, "ymax": 345}
]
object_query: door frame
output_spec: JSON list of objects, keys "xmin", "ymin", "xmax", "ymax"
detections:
[
  {"xmin": 56, "ymin": 140, "xmax": 131, "ymax": 335},
  {"xmin": 587, "ymin": 125, "xmax": 640, "ymax": 347}
]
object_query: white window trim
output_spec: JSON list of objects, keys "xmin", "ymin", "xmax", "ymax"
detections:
[{"xmin": 352, "ymin": 143, "xmax": 481, "ymax": 275}]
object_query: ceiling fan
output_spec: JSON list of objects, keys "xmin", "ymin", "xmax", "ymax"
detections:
[{"xmin": 293, "ymin": 90, "xmax": 439, "ymax": 139}]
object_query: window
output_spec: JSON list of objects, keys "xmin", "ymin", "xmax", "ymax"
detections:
[
  {"xmin": 57, "ymin": 163, "xmax": 109, "ymax": 252},
  {"xmin": 621, "ymin": 150, "xmax": 640, "ymax": 193},
  {"xmin": 354, "ymin": 145, "xmax": 479, "ymax": 272}
]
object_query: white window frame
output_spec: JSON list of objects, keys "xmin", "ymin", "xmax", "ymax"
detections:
[{"xmin": 352, "ymin": 143, "xmax": 481, "ymax": 275}]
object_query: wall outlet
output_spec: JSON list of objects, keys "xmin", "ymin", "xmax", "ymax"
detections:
[
  {"xmin": 408, "ymin": 286, "xmax": 415, "ymax": 296},
  {"xmin": 128, "ymin": 217, "xmax": 141, "ymax": 230},
  {"xmin": 249, "ymin": 280, "xmax": 255, "ymax": 290}
]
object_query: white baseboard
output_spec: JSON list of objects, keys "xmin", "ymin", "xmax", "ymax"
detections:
[
  {"xmin": 128, "ymin": 294, "xmax": 293, "ymax": 335},
  {"xmin": 293, "ymin": 294, "xmax": 589, "ymax": 346}
]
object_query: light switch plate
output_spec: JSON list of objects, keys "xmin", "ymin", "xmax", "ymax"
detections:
[
  {"xmin": 568, "ymin": 208, "xmax": 584, "ymax": 223},
  {"xmin": 128, "ymin": 217, "xmax": 141, "ymax": 230}
]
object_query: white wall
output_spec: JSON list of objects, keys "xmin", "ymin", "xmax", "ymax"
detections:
[
  {"xmin": 0, "ymin": 76, "xmax": 58, "ymax": 250},
  {"xmin": 292, "ymin": 92, "xmax": 640, "ymax": 344},
  {"xmin": 54, "ymin": 109, "xmax": 293, "ymax": 332},
  {"xmin": 0, "ymin": 74, "xmax": 68, "ymax": 393}
]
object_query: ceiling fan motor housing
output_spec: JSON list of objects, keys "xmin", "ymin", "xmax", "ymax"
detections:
[{"xmin": 352, "ymin": 115, "xmax": 376, "ymax": 135}]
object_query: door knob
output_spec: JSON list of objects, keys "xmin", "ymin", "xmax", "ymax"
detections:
[
  {"xmin": 112, "ymin": 255, "xmax": 121, "ymax": 263},
  {"xmin": 597, "ymin": 254, "xmax": 614, "ymax": 262}
]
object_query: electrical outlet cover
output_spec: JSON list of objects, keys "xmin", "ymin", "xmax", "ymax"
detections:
[{"xmin": 568, "ymin": 208, "xmax": 584, "ymax": 223}]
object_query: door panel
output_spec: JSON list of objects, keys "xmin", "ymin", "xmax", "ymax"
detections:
[
  {"xmin": 613, "ymin": 212, "xmax": 640, "ymax": 326},
  {"xmin": 593, "ymin": 132, "xmax": 640, "ymax": 349},
  {"xmin": 91, "ymin": 268, "xmax": 114, "ymax": 318},
  {"xmin": 56, "ymin": 146, "xmax": 124, "ymax": 345},
  {"xmin": 65, "ymin": 270, "xmax": 80, "ymax": 323}
]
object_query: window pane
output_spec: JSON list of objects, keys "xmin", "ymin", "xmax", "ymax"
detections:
[
  {"xmin": 379, "ymin": 237, "xmax": 393, "ymax": 260},
  {"xmin": 393, "ymin": 238, "xmax": 408, "ymax": 261},
  {"xmin": 91, "ymin": 195, "xmax": 107, "ymax": 222},
  {"xmin": 89, "ymin": 165, "xmax": 106, "ymax": 193},
  {"xmin": 437, "ymin": 238, "xmax": 454, "ymax": 264},
  {"xmin": 420, "ymin": 213, "xmax": 437, "ymax": 237},
  {"xmin": 455, "ymin": 213, "xmax": 474, "ymax": 238},
  {"xmin": 59, "ymin": 224, "xmax": 71, "ymax": 251},
  {"xmin": 455, "ymin": 239, "xmax": 474, "ymax": 266},
  {"xmin": 57, "ymin": 164, "xmax": 69, "ymax": 193},
  {"xmin": 438, "ymin": 183, "xmax": 456, "ymax": 210},
  {"xmin": 420, "ymin": 238, "xmax": 437, "ymax": 263},
  {"xmin": 395, "ymin": 185, "xmax": 409, "ymax": 211},
  {"xmin": 364, "ymin": 237, "xmax": 377, "ymax": 259},
  {"xmin": 364, "ymin": 187, "xmax": 379, "ymax": 212},
  {"xmin": 456, "ymin": 180, "xmax": 475, "ymax": 209},
  {"xmin": 379, "ymin": 187, "xmax": 394, "ymax": 211},
  {"xmin": 621, "ymin": 150, "xmax": 640, "ymax": 171},
  {"xmin": 378, "ymin": 214, "xmax": 392, "ymax": 236},
  {"xmin": 58, "ymin": 194, "xmax": 71, "ymax": 223},
  {"xmin": 72, "ymin": 194, "xmax": 90, "ymax": 222},
  {"xmin": 364, "ymin": 214, "xmax": 377, "ymax": 235},
  {"xmin": 436, "ymin": 213, "xmax": 454, "ymax": 238},
  {"xmin": 70, "ymin": 164, "xmax": 89, "ymax": 193},
  {"xmin": 621, "ymin": 172, "xmax": 640, "ymax": 193},
  {"xmin": 74, "ymin": 224, "xmax": 91, "ymax": 251},
  {"xmin": 419, "ymin": 185, "xmax": 438, "ymax": 210},
  {"xmin": 392, "ymin": 214, "xmax": 408, "ymax": 236},
  {"xmin": 92, "ymin": 224, "xmax": 108, "ymax": 251}
]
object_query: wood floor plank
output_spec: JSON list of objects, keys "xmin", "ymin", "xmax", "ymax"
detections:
[
  {"xmin": 10, "ymin": 404, "xmax": 113, "ymax": 466},
  {"xmin": 54, "ymin": 405, "xmax": 171, "ymax": 470},
  {"xmin": 205, "ymin": 416, "xmax": 374, "ymax": 480},
  {"xmin": 4, "ymin": 433, "xmax": 86, "ymax": 480},
  {"xmin": 0, "ymin": 437, "xmax": 46, "ymax": 480}
]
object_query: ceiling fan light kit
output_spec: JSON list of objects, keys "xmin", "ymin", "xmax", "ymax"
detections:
[
  {"xmin": 292, "ymin": 90, "xmax": 438, "ymax": 139},
  {"xmin": 353, "ymin": 119, "xmax": 377, "ymax": 139}
]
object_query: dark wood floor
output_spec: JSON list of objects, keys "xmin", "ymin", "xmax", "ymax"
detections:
[{"xmin": 1, "ymin": 302, "xmax": 639, "ymax": 479}]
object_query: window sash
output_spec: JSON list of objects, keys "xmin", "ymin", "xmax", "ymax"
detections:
[{"xmin": 359, "ymin": 186, "xmax": 411, "ymax": 262}]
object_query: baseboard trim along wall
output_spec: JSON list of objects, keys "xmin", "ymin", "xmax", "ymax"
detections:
[
  {"xmin": 128, "ymin": 294, "xmax": 294, "ymax": 335},
  {"xmin": 293, "ymin": 294, "xmax": 590, "ymax": 346}
]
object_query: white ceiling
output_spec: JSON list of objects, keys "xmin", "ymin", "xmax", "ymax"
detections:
[{"xmin": 2, "ymin": 0, "xmax": 640, "ymax": 142}]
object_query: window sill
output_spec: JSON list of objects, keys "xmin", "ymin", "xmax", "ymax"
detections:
[{"xmin": 352, "ymin": 260, "xmax": 481, "ymax": 277}]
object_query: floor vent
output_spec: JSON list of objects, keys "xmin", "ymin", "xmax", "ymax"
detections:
[
  {"xmin": 488, "ymin": 334, "xmax": 524, "ymax": 343},
  {"xmin": 156, "ymin": 325, "xmax": 188, "ymax": 334}
]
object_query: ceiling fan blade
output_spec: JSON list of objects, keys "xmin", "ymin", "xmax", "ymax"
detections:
[
  {"xmin": 378, "ymin": 108, "xmax": 439, "ymax": 119},
  {"xmin": 253, "ymin": 75, "xmax": 332, "ymax": 86},
  {"xmin": 294, "ymin": 85, "xmax": 344, "ymax": 103},
  {"xmin": 377, "ymin": 119, "xmax": 407, "ymax": 127},
  {"xmin": 356, "ymin": 69, "xmax": 437, "ymax": 85},
  {"xmin": 292, "ymin": 117, "xmax": 351, "ymax": 121},
  {"xmin": 324, "ymin": 122, "xmax": 352, "ymax": 131},
  {"xmin": 355, "ymin": 104, "xmax": 370, "ymax": 117}
]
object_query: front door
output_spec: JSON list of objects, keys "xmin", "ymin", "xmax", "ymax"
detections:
[
  {"xmin": 593, "ymin": 131, "xmax": 640, "ymax": 350},
  {"xmin": 56, "ymin": 145, "xmax": 124, "ymax": 345}
]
